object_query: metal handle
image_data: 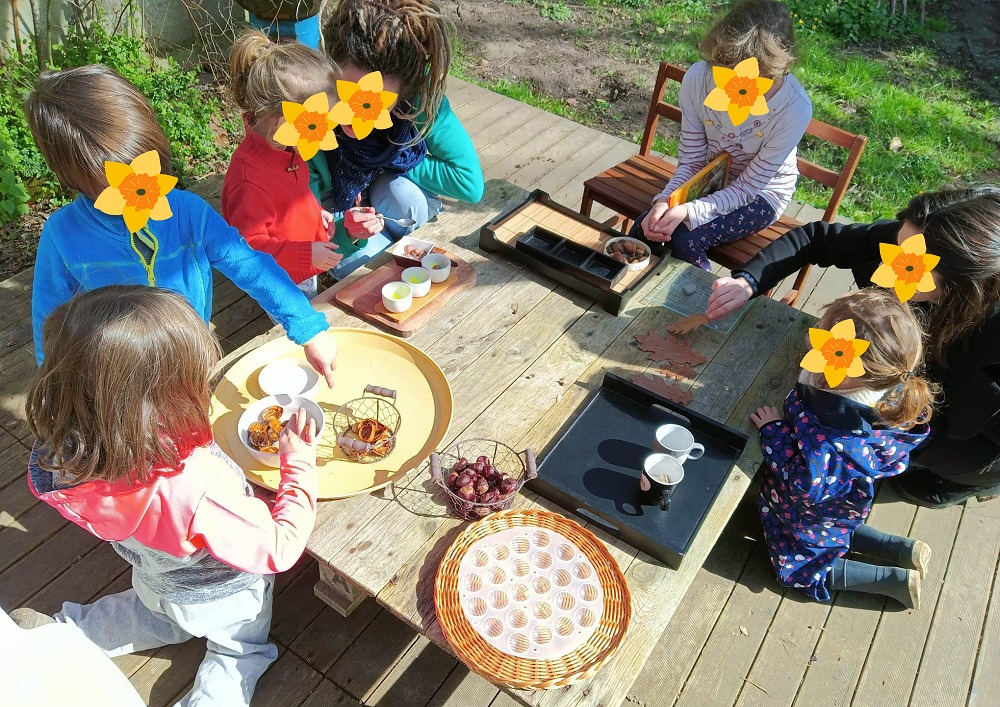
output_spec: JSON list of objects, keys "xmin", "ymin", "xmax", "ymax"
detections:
[
  {"xmin": 523, "ymin": 448, "xmax": 538, "ymax": 481},
  {"xmin": 429, "ymin": 452, "xmax": 444, "ymax": 485},
  {"xmin": 364, "ymin": 384, "xmax": 397, "ymax": 401},
  {"xmin": 338, "ymin": 436, "xmax": 373, "ymax": 453}
]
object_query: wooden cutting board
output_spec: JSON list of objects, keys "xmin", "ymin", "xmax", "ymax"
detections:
[{"xmin": 332, "ymin": 250, "xmax": 477, "ymax": 337}]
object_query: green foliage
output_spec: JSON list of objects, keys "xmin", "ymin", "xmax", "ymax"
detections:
[
  {"xmin": 0, "ymin": 17, "xmax": 230, "ymax": 222},
  {"xmin": 786, "ymin": 0, "xmax": 922, "ymax": 44},
  {"xmin": 0, "ymin": 131, "xmax": 30, "ymax": 225},
  {"xmin": 534, "ymin": 1, "xmax": 574, "ymax": 22}
]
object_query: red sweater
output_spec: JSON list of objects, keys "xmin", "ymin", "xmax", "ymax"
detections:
[{"xmin": 222, "ymin": 115, "xmax": 327, "ymax": 284}]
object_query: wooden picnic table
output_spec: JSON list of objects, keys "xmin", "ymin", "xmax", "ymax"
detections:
[{"xmin": 217, "ymin": 178, "xmax": 813, "ymax": 707}]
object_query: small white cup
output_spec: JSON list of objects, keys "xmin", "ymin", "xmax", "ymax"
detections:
[
  {"xmin": 654, "ymin": 423, "xmax": 705, "ymax": 463},
  {"xmin": 421, "ymin": 253, "xmax": 452, "ymax": 283},
  {"xmin": 401, "ymin": 266, "xmax": 432, "ymax": 297},
  {"xmin": 381, "ymin": 281, "xmax": 412, "ymax": 313},
  {"xmin": 642, "ymin": 453, "xmax": 685, "ymax": 486}
]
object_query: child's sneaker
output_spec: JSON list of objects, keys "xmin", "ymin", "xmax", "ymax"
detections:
[{"xmin": 9, "ymin": 608, "xmax": 55, "ymax": 629}]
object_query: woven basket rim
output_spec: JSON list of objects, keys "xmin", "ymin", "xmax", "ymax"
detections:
[{"xmin": 434, "ymin": 508, "xmax": 632, "ymax": 690}]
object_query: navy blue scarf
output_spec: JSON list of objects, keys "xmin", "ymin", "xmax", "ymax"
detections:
[{"xmin": 321, "ymin": 118, "xmax": 427, "ymax": 212}]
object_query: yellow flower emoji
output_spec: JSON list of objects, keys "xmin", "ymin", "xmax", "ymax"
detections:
[
  {"xmin": 800, "ymin": 318, "xmax": 870, "ymax": 389},
  {"xmin": 870, "ymin": 233, "xmax": 940, "ymax": 302},
  {"xmin": 94, "ymin": 150, "xmax": 177, "ymax": 234},
  {"xmin": 330, "ymin": 71, "xmax": 396, "ymax": 140},
  {"xmin": 272, "ymin": 92, "xmax": 339, "ymax": 161},
  {"xmin": 703, "ymin": 57, "xmax": 773, "ymax": 127}
]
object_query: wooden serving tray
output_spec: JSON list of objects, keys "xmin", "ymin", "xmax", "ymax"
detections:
[
  {"xmin": 480, "ymin": 190, "xmax": 670, "ymax": 315},
  {"xmin": 332, "ymin": 249, "xmax": 477, "ymax": 337}
]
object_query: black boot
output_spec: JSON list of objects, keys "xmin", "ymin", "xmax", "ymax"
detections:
[
  {"xmin": 827, "ymin": 558, "xmax": 921, "ymax": 609},
  {"xmin": 894, "ymin": 467, "xmax": 1000, "ymax": 509},
  {"xmin": 850, "ymin": 523, "xmax": 931, "ymax": 579}
]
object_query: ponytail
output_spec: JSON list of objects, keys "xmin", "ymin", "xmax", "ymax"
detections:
[
  {"xmin": 875, "ymin": 374, "xmax": 938, "ymax": 431},
  {"xmin": 229, "ymin": 30, "xmax": 338, "ymax": 118}
]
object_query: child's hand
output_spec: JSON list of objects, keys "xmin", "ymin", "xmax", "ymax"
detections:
[
  {"xmin": 320, "ymin": 210, "xmax": 335, "ymax": 233},
  {"xmin": 303, "ymin": 330, "xmax": 337, "ymax": 388},
  {"xmin": 312, "ymin": 241, "xmax": 342, "ymax": 271},
  {"xmin": 345, "ymin": 207, "xmax": 382, "ymax": 240},
  {"xmin": 751, "ymin": 405, "xmax": 784, "ymax": 429},
  {"xmin": 707, "ymin": 277, "xmax": 754, "ymax": 320},
  {"xmin": 643, "ymin": 202, "xmax": 688, "ymax": 241},
  {"xmin": 279, "ymin": 407, "xmax": 317, "ymax": 457}
]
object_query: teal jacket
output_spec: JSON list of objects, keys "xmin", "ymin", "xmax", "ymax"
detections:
[{"xmin": 308, "ymin": 96, "xmax": 484, "ymax": 219}]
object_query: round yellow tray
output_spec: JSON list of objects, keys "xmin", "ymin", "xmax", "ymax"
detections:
[{"xmin": 210, "ymin": 328, "xmax": 453, "ymax": 499}]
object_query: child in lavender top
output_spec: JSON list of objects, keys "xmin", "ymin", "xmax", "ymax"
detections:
[{"xmin": 632, "ymin": 0, "xmax": 812, "ymax": 269}]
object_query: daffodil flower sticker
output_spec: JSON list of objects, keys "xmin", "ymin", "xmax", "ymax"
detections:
[
  {"xmin": 330, "ymin": 71, "xmax": 396, "ymax": 140},
  {"xmin": 704, "ymin": 57, "xmax": 773, "ymax": 127},
  {"xmin": 870, "ymin": 233, "xmax": 940, "ymax": 303},
  {"xmin": 273, "ymin": 92, "xmax": 339, "ymax": 161},
  {"xmin": 94, "ymin": 151, "xmax": 177, "ymax": 234},
  {"xmin": 800, "ymin": 318, "xmax": 870, "ymax": 389}
]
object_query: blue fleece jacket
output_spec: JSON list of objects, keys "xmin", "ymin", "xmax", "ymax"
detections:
[{"xmin": 32, "ymin": 189, "xmax": 329, "ymax": 363}]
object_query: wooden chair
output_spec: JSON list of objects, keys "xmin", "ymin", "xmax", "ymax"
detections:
[{"xmin": 580, "ymin": 62, "xmax": 868, "ymax": 307}]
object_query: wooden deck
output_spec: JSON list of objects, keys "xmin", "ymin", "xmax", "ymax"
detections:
[{"xmin": 2, "ymin": 79, "xmax": 996, "ymax": 707}]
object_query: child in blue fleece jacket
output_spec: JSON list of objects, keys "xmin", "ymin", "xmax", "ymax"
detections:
[{"xmin": 25, "ymin": 65, "xmax": 338, "ymax": 382}]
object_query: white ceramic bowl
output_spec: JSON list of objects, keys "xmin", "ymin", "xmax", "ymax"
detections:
[
  {"xmin": 604, "ymin": 236, "xmax": 651, "ymax": 272},
  {"xmin": 382, "ymin": 281, "xmax": 413, "ymax": 313},
  {"xmin": 401, "ymin": 266, "xmax": 432, "ymax": 297},
  {"xmin": 238, "ymin": 394, "xmax": 325, "ymax": 468},
  {"xmin": 421, "ymin": 253, "xmax": 452, "ymax": 283},
  {"xmin": 257, "ymin": 358, "xmax": 320, "ymax": 399}
]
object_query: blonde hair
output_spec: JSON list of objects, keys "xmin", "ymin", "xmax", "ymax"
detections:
[
  {"xmin": 321, "ymin": 0, "xmax": 454, "ymax": 138},
  {"xmin": 229, "ymin": 30, "xmax": 339, "ymax": 118},
  {"xmin": 25, "ymin": 65, "xmax": 172, "ymax": 199},
  {"xmin": 27, "ymin": 286, "xmax": 222, "ymax": 485},
  {"xmin": 808, "ymin": 289, "xmax": 938, "ymax": 431},
  {"xmin": 700, "ymin": 0, "xmax": 796, "ymax": 80}
]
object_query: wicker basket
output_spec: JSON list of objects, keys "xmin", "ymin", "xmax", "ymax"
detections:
[
  {"xmin": 435, "ymin": 509, "xmax": 631, "ymax": 690},
  {"xmin": 333, "ymin": 385, "xmax": 400, "ymax": 463},
  {"xmin": 430, "ymin": 440, "xmax": 537, "ymax": 520},
  {"xmin": 233, "ymin": 0, "xmax": 323, "ymax": 21}
]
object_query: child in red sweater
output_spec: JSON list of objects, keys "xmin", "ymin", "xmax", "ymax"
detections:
[{"xmin": 222, "ymin": 32, "xmax": 379, "ymax": 298}]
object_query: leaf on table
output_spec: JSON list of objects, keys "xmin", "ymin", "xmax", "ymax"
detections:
[
  {"xmin": 657, "ymin": 361, "xmax": 699, "ymax": 380},
  {"xmin": 668, "ymin": 314, "xmax": 710, "ymax": 336},
  {"xmin": 631, "ymin": 374, "xmax": 694, "ymax": 405},
  {"xmin": 634, "ymin": 331, "xmax": 708, "ymax": 367}
]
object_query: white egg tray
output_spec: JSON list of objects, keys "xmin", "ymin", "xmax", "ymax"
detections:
[{"xmin": 457, "ymin": 527, "xmax": 604, "ymax": 660}]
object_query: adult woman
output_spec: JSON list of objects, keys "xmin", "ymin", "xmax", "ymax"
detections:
[
  {"xmin": 310, "ymin": 0, "xmax": 485, "ymax": 278},
  {"xmin": 706, "ymin": 185, "xmax": 1000, "ymax": 508}
]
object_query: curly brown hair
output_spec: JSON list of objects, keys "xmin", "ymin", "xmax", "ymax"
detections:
[
  {"xmin": 320, "ymin": 0, "xmax": 454, "ymax": 138},
  {"xmin": 27, "ymin": 286, "xmax": 221, "ymax": 485},
  {"xmin": 700, "ymin": 0, "xmax": 797, "ymax": 79}
]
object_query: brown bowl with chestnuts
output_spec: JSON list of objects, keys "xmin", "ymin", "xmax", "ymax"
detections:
[{"xmin": 604, "ymin": 237, "xmax": 651, "ymax": 272}]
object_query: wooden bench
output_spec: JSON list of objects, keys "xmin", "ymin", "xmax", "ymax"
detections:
[{"xmin": 580, "ymin": 62, "xmax": 868, "ymax": 307}]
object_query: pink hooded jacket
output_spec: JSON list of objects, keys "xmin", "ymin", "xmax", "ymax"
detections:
[{"xmin": 28, "ymin": 444, "xmax": 318, "ymax": 576}]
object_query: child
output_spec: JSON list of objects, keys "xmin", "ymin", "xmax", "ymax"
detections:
[
  {"xmin": 311, "ymin": 0, "xmax": 485, "ymax": 278},
  {"xmin": 224, "ymin": 31, "xmax": 374, "ymax": 299},
  {"xmin": 752, "ymin": 289, "xmax": 936, "ymax": 608},
  {"xmin": 632, "ymin": 0, "xmax": 812, "ymax": 270},
  {"xmin": 25, "ymin": 64, "xmax": 337, "ymax": 382},
  {"xmin": 11, "ymin": 286, "xmax": 319, "ymax": 707}
]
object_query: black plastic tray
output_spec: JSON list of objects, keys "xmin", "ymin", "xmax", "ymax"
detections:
[
  {"xmin": 528, "ymin": 372, "xmax": 749, "ymax": 568},
  {"xmin": 515, "ymin": 226, "xmax": 627, "ymax": 289}
]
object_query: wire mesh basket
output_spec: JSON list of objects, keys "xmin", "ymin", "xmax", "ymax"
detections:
[
  {"xmin": 333, "ymin": 385, "xmax": 400, "ymax": 463},
  {"xmin": 430, "ymin": 439, "xmax": 537, "ymax": 520}
]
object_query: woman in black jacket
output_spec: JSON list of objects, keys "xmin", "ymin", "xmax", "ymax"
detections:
[{"xmin": 706, "ymin": 185, "xmax": 1000, "ymax": 508}]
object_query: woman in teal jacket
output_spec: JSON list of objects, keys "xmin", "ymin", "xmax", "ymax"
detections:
[{"xmin": 309, "ymin": 0, "xmax": 484, "ymax": 278}]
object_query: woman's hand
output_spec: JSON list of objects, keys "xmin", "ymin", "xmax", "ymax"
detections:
[
  {"xmin": 345, "ymin": 207, "xmax": 382, "ymax": 240},
  {"xmin": 320, "ymin": 210, "xmax": 335, "ymax": 233},
  {"xmin": 279, "ymin": 407, "xmax": 317, "ymax": 457},
  {"xmin": 706, "ymin": 276, "xmax": 754, "ymax": 320},
  {"xmin": 311, "ymin": 241, "xmax": 342, "ymax": 271},
  {"xmin": 303, "ymin": 330, "xmax": 337, "ymax": 388},
  {"xmin": 751, "ymin": 405, "xmax": 784, "ymax": 429},
  {"xmin": 642, "ymin": 202, "xmax": 688, "ymax": 241}
]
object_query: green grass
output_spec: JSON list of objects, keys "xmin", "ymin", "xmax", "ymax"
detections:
[{"xmin": 458, "ymin": 2, "xmax": 999, "ymax": 221}]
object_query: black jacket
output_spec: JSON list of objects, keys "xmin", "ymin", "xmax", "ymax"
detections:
[{"xmin": 736, "ymin": 219, "xmax": 1000, "ymax": 481}]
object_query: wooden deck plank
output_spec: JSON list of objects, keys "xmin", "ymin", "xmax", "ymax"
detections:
[
  {"xmin": 22, "ymin": 541, "xmax": 130, "ymax": 616},
  {"xmin": 326, "ymin": 609, "xmax": 420, "ymax": 702},
  {"xmin": 297, "ymin": 678, "xmax": 363, "ymax": 707},
  {"xmin": 909, "ymin": 502, "xmax": 1000, "ymax": 706},
  {"xmin": 128, "ymin": 639, "xmax": 208, "ymax": 707},
  {"xmin": 270, "ymin": 563, "xmax": 329, "ymax": 647},
  {"xmin": 252, "ymin": 651, "xmax": 324, "ymax": 707},
  {"xmin": 427, "ymin": 665, "xmax": 501, "ymax": 707},
  {"xmin": 969, "ymin": 529, "xmax": 1000, "ymax": 707},
  {"xmin": 289, "ymin": 601, "xmax": 381, "ymax": 674},
  {"xmin": 0, "ymin": 500, "xmax": 71, "ymax": 575},
  {"xmin": 365, "ymin": 636, "xmax": 457, "ymax": 707}
]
